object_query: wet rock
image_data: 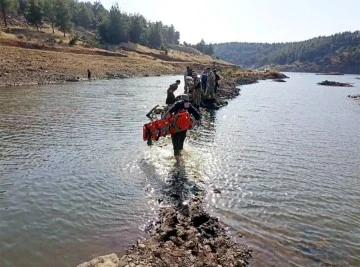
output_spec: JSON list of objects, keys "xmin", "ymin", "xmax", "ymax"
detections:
[
  {"xmin": 317, "ymin": 80, "xmax": 353, "ymax": 87},
  {"xmin": 213, "ymin": 188, "xmax": 221, "ymax": 194},
  {"xmin": 273, "ymin": 79, "xmax": 286, "ymax": 82},
  {"xmin": 348, "ymin": 94, "xmax": 360, "ymax": 99},
  {"xmin": 77, "ymin": 253, "xmax": 120, "ymax": 267}
]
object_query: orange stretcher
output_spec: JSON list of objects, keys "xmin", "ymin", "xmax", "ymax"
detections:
[{"xmin": 143, "ymin": 111, "xmax": 191, "ymax": 141}]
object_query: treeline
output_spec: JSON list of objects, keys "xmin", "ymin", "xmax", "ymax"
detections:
[
  {"xmin": 214, "ymin": 31, "xmax": 360, "ymax": 73},
  {"xmin": 184, "ymin": 39, "xmax": 214, "ymax": 56},
  {"xmin": 0, "ymin": 0, "xmax": 180, "ymax": 48}
]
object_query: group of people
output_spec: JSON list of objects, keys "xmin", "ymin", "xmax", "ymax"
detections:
[
  {"xmin": 164, "ymin": 66, "xmax": 221, "ymax": 163},
  {"xmin": 166, "ymin": 66, "xmax": 221, "ymax": 109}
]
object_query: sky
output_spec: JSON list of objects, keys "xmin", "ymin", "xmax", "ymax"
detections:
[{"xmin": 100, "ymin": 0, "xmax": 360, "ymax": 44}]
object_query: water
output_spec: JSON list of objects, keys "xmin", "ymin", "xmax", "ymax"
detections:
[{"xmin": 0, "ymin": 73, "xmax": 359, "ymax": 267}]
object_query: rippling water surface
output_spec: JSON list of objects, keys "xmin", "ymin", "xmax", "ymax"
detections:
[{"xmin": 0, "ymin": 73, "xmax": 359, "ymax": 266}]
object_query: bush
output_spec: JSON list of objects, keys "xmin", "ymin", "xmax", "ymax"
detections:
[{"xmin": 69, "ymin": 36, "xmax": 79, "ymax": 46}]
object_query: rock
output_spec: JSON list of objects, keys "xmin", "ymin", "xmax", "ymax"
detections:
[
  {"xmin": 348, "ymin": 94, "xmax": 360, "ymax": 99},
  {"xmin": 213, "ymin": 188, "xmax": 221, "ymax": 194},
  {"xmin": 66, "ymin": 77, "xmax": 80, "ymax": 82},
  {"xmin": 317, "ymin": 80, "xmax": 353, "ymax": 87},
  {"xmin": 273, "ymin": 79, "xmax": 286, "ymax": 82},
  {"xmin": 76, "ymin": 253, "xmax": 120, "ymax": 267}
]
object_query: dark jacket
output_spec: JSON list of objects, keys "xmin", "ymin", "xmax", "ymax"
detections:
[
  {"xmin": 215, "ymin": 73, "xmax": 221, "ymax": 87},
  {"xmin": 168, "ymin": 100, "xmax": 201, "ymax": 120},
  {"xmin": 166, "ymin": 83, "xmax": 179, "ymax": 105}
]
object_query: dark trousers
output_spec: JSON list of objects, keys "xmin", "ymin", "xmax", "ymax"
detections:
[
  {"xmin": 171, "ymin": 130, "xmax": 187, "ymax": 156},
  {"xmin": 201, "ymin": 82, "xmax": 207, "ymax": 92}
]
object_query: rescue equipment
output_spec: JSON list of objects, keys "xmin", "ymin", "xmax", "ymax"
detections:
[{"xmin": 143, "ymin": 111, "xmax": 191, "ymax": 141}]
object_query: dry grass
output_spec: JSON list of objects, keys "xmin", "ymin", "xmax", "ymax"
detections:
[{"xmin": 0, "ymin": 26, "xmax": 233, "ymax": 86}]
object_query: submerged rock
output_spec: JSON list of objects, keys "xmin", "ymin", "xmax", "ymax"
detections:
[
  {"xmin": 317, "ymin": 80, "xmax": 353, "ymax": 87},
  {"xmin": 316, "ymin": 72, "xmax": 344, "ymax": 75}
]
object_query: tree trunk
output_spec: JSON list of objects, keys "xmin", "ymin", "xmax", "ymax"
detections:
[
  {"xmin": 1, "ymin": 6, "xmax": 7, "ymax": 28},
  {"xmin": 51, "ymin": 22, "xmax": 54, "ymax": 33}
]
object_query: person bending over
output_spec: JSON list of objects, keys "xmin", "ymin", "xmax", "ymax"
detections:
[{"xmin": 166, "ymin": 80, "xmax": 181, "ymax": 105}]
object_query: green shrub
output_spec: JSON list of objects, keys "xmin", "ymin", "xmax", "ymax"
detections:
[{"xmin": 69, "ymin": 36, "xmax": 79, "ymax": 46}]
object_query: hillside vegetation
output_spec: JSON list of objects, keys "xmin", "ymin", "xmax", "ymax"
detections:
[{"xmin": 214, "ymin": 31, "xmax": 360, "ymax": 74}]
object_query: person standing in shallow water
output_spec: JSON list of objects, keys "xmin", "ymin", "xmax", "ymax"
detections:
[
  {"xmin": 213, "ymin": 69, "xmax": 221, "ymax": 94},
  {"xmin": 205, "ymin": 67, "xmax": 216, "ymax": 100},
  {"xmin": 87, "ymin": 69, "xmax": 91, "ymax": 81},
  {"xmin": 200, "ymin": 69, "xmax": 208, "ymax": 92},
  {"xmin": 166, "ymin": 80, "xmax": 181, "ymax": 105},
  {"xmin": 191, "ymin": 72, "xmax": 202, "ymax": 108},
  {"xmin": 184, "ymin": 66, "xmax": 193, "ymax": 93},
  {"xmin": 164, "ymin": 94, "xmax": 201, "ymax": 163}
]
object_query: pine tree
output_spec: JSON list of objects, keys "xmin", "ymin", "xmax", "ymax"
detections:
[
  {"xmin": 43, "ymin": 0, "xmax": 55, "ymax": 33},
  {"xmin": 55, "ymin": 0, "xmax": 72, "ymax": 37},
  {"xmin": 105, "ymin": 3, "xmax": 129, "ymax": 44},
  {"xmin": 148, "ymin": 21, "xmax": 163, "ymax": 49},
  {"xmin": 129, "ymin": 14, "xmax": 146, "ymax": 44},
  {"xmin": 25, "ymin": 0, "xmax": 43, "ymax": 31}
]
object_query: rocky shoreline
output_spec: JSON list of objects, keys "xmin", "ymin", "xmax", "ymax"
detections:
[{"xmin": 78, "ymin": 197, "xmax": 251, "ymax": 267}]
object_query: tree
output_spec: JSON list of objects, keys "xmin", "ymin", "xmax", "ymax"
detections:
[
  {"xmin": 55, "ymin": 0, "xmax": 72, "ymax": 37},
  {"xmin": 195, "ymin": 39, "xmax": 206, "ymax": 53},
  {"xmin": 18, "ymin": 0, "xmax": 26, "ymax": 15},
  {"xmin": 129, "ymin": 14, "xmax": 146, "ymax": 44},
  {"xmin": 92, "ymin": 0, "xmax": 108, "ymax": 27},
  {"xmin": 148, "ymin": 21, "xmax": 163, "ymax": 49},
  {"xmin": 105, "ymin": 3, "xmax": 129, "ymax": 44},
  {"xmin": 165, "ymin": 24, "xmax": 175, "ymax": 45},
  {"xmin": 204, "ymin": 43, "xmax": 214, "ymax": 56},
  {"xmin": 25, "ymin": 0, "xmax": 43, "ymax": 31},
  {"xmin": 43, "ymin": 0, "xmax": 55, "ymax": 33},
  {"xmin": 76, "ymin": 2, "xmax": 95, "ymax": 29},
  {"xmin": 0, "ymin": 0, "xmax": 17, "ymax": 27},
  {"xmin": 174, "ymin": 31, "xmax": 180, "ymax": 45}
]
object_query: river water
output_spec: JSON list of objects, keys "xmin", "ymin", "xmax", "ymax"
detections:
[{"xmin": 0, "ymin": 73, "xmax": 359, "ymax": 267}]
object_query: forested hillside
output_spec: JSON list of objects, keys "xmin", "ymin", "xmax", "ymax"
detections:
[
  {"xmin": 214, "ymin": 32, "xmax": 360, "ymax": 74},
  {"xmin": 0, "ymin": 0, "xmax": 180, "ymax": 48}
]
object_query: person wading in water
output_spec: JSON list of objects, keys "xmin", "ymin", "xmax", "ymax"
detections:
[{"xmin": 164, "ymin": 94, "xmax": 201, "ymax": 163}]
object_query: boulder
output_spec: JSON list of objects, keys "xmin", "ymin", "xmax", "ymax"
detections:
[{"xmin": 77, "ymin": 253, "xmax": 120, "ymax": 267}]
